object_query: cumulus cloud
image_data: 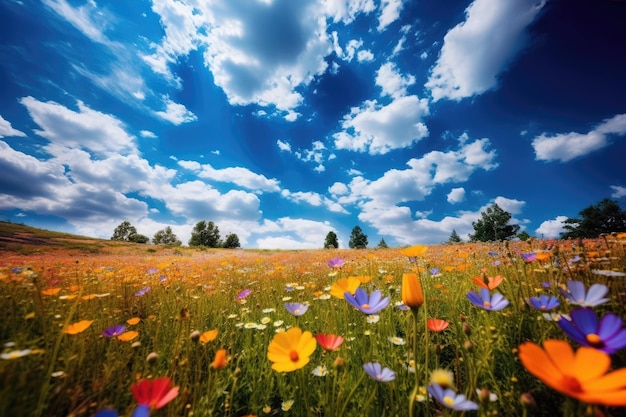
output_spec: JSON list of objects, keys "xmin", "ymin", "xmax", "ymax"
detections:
[
  {"xmin": 426, "ymin": 0, "xmax": 546, "ymax": 101},
  {"xmin": 253, "ymin": 217, "xmax": 340, "ymax": 249},
  {"xmin": 611, "ymin": 185, "xmax": 626, "ymax": 199},
  {"xmin": 155, "ymin": 97, "xmax": 197, "ymax": 125},
  {"xmin": 178, "ymin": 160, "xmax": 281, "ymax": 192},
  {"xmin": 0, "ymin": 115, "xmax": 26, "ymax": 138},
  {"xmin": 377, "ymin": 0, "xmax": 404, "ymax": 32},
  {"xmin": 281, "ymin": 189, "xmax": 348, "ymax": 213},
  {"xmin": 535, "ymin": 215, "xmax": 568, "ymax": 239},
  {"xmin": 140, "ymin": 130, "xmax": 157, "ymax": 138},
  {"xmin": 447, "ymin": 187, "xmax": 465, "ymax": 204},
  {"xmin": 532, "ymin": 113, "xmax": 626, "ymax": 162},
  {"xmin": 277, "ymin": 140, "xmax": 292, "ymax": 152}
]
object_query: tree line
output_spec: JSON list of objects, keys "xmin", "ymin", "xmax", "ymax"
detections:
[{"xmin": 111, "ymin": 220, "xmax": 240, "ymax": 248}]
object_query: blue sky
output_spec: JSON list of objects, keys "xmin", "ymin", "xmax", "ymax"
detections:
[{"xmin": 1, "ymin": 0, "xmax": 625, "ymax": 249}]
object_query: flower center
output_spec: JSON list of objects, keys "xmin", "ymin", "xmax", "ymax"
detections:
[
  {"xmin": 483, "ymin": 301, "xmax": 491, "ymax": 308},
  {"xmin": 289, "ymin": 350, "xmax": 299, "ymax": 362},
  {"xmin": 361, "ymin": 304, "xmax": 371, "ymax": 310},
  {"xmin": 540, "ymin": 306, "xmax": 547, "ymax": 310},
  {"xmin": 562, "ymin": 375, "xmax": 583, "ymax": 393},
  {"xmin": 294, "ymin": 309, "xmax": 300, "ymax": 315},
  {"xmin": 443, "ymin": 396, "xmax": 455, "ymax": 406},
  {"xmin": 585, "ymin": 333, "xmax": 604, "ymax": 347}
]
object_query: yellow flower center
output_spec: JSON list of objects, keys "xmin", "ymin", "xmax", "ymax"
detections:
[
  {"xmin": 483, "ymin": 301, "xmax": 491, "ymax": 308},
  {"xmin": 294, "ymin": 309, "xmax": 300, "ymax": 315},
  {"xmin": 361, "ymin": 304, "xmax": 371, "ymax": 310},
  {"xmin": 443, "ymin": 396, "xmax": 455, "ymax": 406},
  {"xmin": 289, "ymin": 350, "xmax": 299, "ymax": 362},
  {"xmin": 585, "ymin": 333, "xmax": 603, "ymax": 347}
]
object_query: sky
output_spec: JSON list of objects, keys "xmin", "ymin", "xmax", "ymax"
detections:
[{"xmin": 1, "ymin": 0, "xmax": 625, "ymax": 249}]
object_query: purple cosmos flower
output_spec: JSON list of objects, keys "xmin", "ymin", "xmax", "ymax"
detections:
[
  {"xmin": 557, "ymin": 308, "xmax": 626, "ymax": 354},
  {"xmin": 344, "ymin": 288, "xmax": 390, "ymax": 315},
  {"xmin": 237, "ymin": 289, "xmax": 252, "ymax": 300},
  {"xmin": 521, "ymin": 253, "xmax": 537, "ymax": 262},
  {"xmin": 526, "ymin": 295, "xmax": 560, "ymax": 311},
  {"xmin": 102, "ymin": 324, "xmax": 127, "ymax": 338},
  {"xmin": 328, "ymin": 257, "xmax": 345, "ymax": 269},
  {"xmin": 147, "ymin": 267, "xmax": 158, "ymax": 275},
  {"xmin": 95, "ymin": 405, "xmax": 149, "ymax": 417},
  {"xmin": 427, "ymin": 384, "xmax": 479, "ymax": 411},
  {"xmin": 135, "ymin": 287, "xmax": 151, "ymax": 297},
  {"xmin": 285, "ymin": 302, "xmax": 308, "ymax": 316},
  {"xmin": 363, "ymin": 362, "xmax": 395, "ymax": 382},
  {"xmin": 487, "ymin": 251, "xmax": 498, "ymax": 257},
  {"xmin": 559, "ymin": 280, "xmax": 609, "ymax": 307},
  {"xmin": 467, "ymin": 288, "xmax": 509, "ymax": 311}
]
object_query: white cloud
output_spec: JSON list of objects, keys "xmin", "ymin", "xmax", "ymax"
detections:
[
  {"xmin": 493, "ymin": 196, "xmax": 525, "ymax": 215},
  {"xmin": 447, "ymin": 187, "xmax": 465, "ymax": 204},
  {"xmin": 281, "ymin": 189, "xmax": 349, "ymax": 214},
  {"xmin": 329, "ymin": 182, "xmax": 348, "ymax": 196},
  {"xmin": 532, "ymin": 113, "xmax": 626, "ymax": 162},
  {"xmin": 155, "ymin": 97, "xmax": 197, "ymax": 125},
  {"xmin": 324, "ymin": 0, "xmax": 376, "ymax": 25},
  {"xmin": 0, "ymin": 115, "xmax": 26, "ymax": 138},
  {"xmin": 20, "ymin": 96, "xmax": 136, "ymax": 156},
  {"xmin": 140, "ymin": 130, "xmax": 157, "ymax": 138},
  {"xmin": 178, "ymin": 161, "xmax": 281, "ymax": 192},
  {"xmin": 253, "ymin": 217, "xmax": 339, "ymax": 249},
  {"xmin": 376, "ymin": 62, "xmax": 415, "ymax": 98},
  {"xmin": 426, "ymin": 0, "xmax": 546, "ymax": 101},
  {"xmin": 535, "ymin": 216, "xmax": 568, "ymax": 239},
  {"xmin": 611, "ymin": 185, "xmax": 626, "ymax": 199},
  {"xmin": 277, "ymin": 140, "xmax": 292, "ymax": 152},
  {"xmin": 357, "ymin": 50, "xmax": 375, "ymax": 62},
  {"xmin": 377, "ymin": 0, "xmax": 404, "ymax": 32}
]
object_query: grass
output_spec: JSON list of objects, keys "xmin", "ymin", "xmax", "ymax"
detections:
[{"xmin": 0, "ymin": 224, "xmax": 625, "ymax": 417}]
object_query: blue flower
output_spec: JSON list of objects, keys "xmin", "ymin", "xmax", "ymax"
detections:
[
  {"xmin": 135, "ymin": 287, "xmax": 151, "ymax": 297},
  {"xmin": 427, "ymin": 384, "xmax": 479, "ymax": 411},
  {"xmin": 363, "ymin": 362, "xmax": 395, "ymax": 382},
  {"xmin": 557, "ymin": 308, "xmax": 626, "ymax": 354},
  {"xmin": 467, "ymin": 288, "xmax": 509, "ymax": 311},
  {"xmin": 559, "ymin": 280, "xmax": 609, "ymax": 307},
  {"xmin": 526, "ymin": 295, "xmax": 560, "ymax": 311},
  {"xmin": 285, "ymin": 302, "xmax": 308, "ymax": 317},
  {"xmin": 344, "ymin": 288, "xmax": 390, "ymax": 314}
]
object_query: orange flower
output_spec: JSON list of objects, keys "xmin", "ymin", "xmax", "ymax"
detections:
[
  {"xmin": 401, "ymin": 273, "xmax": 424, "ymax": 311},
  {"xmin": 329, "ymin": 277, "xmax": 360, "ymax": 299},
  {"xmin": 427, "ymin": 319, "xmax": 450, "ymax": 332},
  {"xmin": 127, "ymin": 317, "xmax": 141, "ymax": 325},
  {"xmin": 42, "ymin": 287, "xmax": 61, "ymax": 296},
  {"xmin": 63, "ymin": 320, "xmax": 93, "ymax": 335},
  {"xmin": 117, "ymin": 331, "xmax": 139, "ymax": 341},
  {"xmin": 472, "ymin": 275, "xmax": 504, "ymax": 290},
  {"xmin": 519, "ymin": 339, "xmax": 626, "ymax": 406},
  {"xmin": 401, "ymin": 245, "xmax": 427, "ymax": 258},
  {"xmin": 200, "ymin": 329, "xmax": 219, "ymax": 344},
  {"xmin": 211, "ymin": 348, "xmax": 228, "ymax": 370}
]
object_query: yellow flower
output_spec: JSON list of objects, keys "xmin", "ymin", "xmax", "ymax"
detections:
[
  {"xmin": 430, "ymin": 368, "xmax": 455, "ymax": 389},
  {"xmin": 401, "ymin": 245, "xmax": 428, "ymax": 258},
  {"xmin": 117, "ymin": 331, "xmax": 139, "ymax": 342},
  {"xmin": 267, "ymin": 327, "xmax": 316, "ymax": 372},
  {"xmin": 200, "ymin": 329, "xmax": 219, "ymax": 344},
  {"xmin": 401, "ymin": 273, "xmax": 424, "ymax": 311},
  {"xmin": 126, "ymin": 317, "xmax": 141, "ymax": 325},
  {"xmin": 63, "ymin": 320, "xmax": 94, "ymax": 335},
  {"xmin": 329, "ymin": 277, "xmax": 360, "ymax": 299}
]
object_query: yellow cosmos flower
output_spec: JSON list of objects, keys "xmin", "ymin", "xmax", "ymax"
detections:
[
  {"xmin": 63, "ymin": 320, "xmax": 94, "ymax": 335},
  {"xmin": 402, "ymin": 273, "xmax": 424, "ymax": 311},
  {"xmin": 267, "ymin": 327, "xmax": 316, "ymax": 372},
  {"xmin": 41, "ymin": 288, "xmax": 61, "ymax": 296},
  {"xmin": 329, "ymin": 277, "xmax": 360, "ymax": 299},
  {"xmin": 117, "ymin": 331, "xmax": 139, "ymax": 342},
  {"xmin": 401, "ymin": 245, "xmax": 428, "ymax": 258},
  {"xmin": 126, "ymin": 317, "xmax": 141, "ymax": 325},
  {"xmin": 200, "ymin": 329, "xmax": 219, "ymax": 344}
]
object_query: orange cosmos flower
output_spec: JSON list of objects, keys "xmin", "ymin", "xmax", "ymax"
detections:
[
  {"xmin": 401, "ymin": 245, "xmax": 428, "ymax": 259},
  {"xmin": 401, "ymin": 273, "xmax": 424, "ymax": 311},
  {"xmin": 329, "ymin": 277, "xmax": 360, "ymax": 299},
  {"xmin": 315, "ymin": 334, "xmax": 344, "ymax": 351},
  {"xmin": 211, "ymin": 348, "xmax": 228, "ymax": 369},
  {"xmin": 267, "ymin": 327, "xmax": 316, "ymax": 372},
  {"xmin": 472, "ymin": 275, "xmax": 504, "ymax": 290},
  {"xmin": 63, "ymin": 320, "xmax": 93, "ymax": 335},
  {"xmin": 127, "ymin": 317, "xmax": 141, "ymax": 325},
  {"xmin": 41, "ymin": 287, "xmax": 61, "ymax": 296},
  {"xmin": 519, "ymin": 339, "xmax": 626, "ymax": 406},
  {"xmin": 200, "ymin": 329, "xmax": 219, "ymax": 344},
  {"xmin": 132, "ymin": 377, "xmax": 180, "ymax": 410},
  {"xmin": 117, "ymin": 331, "xmax": 139, "ymax": 341},
  {"xmin": 427, "ymin": 319, "xmax": 450, "ymax": 332}
]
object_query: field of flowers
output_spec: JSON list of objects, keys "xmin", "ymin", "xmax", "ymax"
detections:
[{"xmin": 1, "ymin": 235, "xmax": 626, "ymax": 417}]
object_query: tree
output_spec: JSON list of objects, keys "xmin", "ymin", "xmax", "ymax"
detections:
[
  {"xmin": 189, "ymin": 221, "xmax": 221, "ymax": 247},
  {"xmin": 111, "ymin": 221, "xmax": 137, "ymax": 241},
  {"xmin": 153, "ymin": 226, "xmax": 182, "ymax": 246},
  {"xmin": 469, "ymin": 203, "xmax": 520, "ymax": 242},
  {"xmin": 223, "ymin": 233, "xmax": 241, "ymax": 249},
  {"xmin": 517, "ymin": 231, "xmax": 532, "ymax": 241},
  {"xmin": 349, "ymin": 226, "xmax": 368, "ymax": 249},
  {"xmin": 377, "ymin": 238, "xmax": 388, "ymax": 249},
  {"xmin": 324, "ymin": 231, "xmax": 339, "ymax": 249},
  {"xmin": 561, "ymin": 198, "xmax": 626, "ymax": 239},
  {"xmin": 129, "ymin": 233, "xmax": 149, "ymax": 244},
  {"xmin": 448, "ymin": 229, "xmax": 462, "ymax": 243}
]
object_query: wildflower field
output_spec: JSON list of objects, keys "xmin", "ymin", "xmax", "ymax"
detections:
[{"xmin": 1, "ymin": 230, "xmax": 626, "ymax": 417}]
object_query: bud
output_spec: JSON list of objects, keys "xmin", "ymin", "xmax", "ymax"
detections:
[
  {"xmin": 333, "ymin": 356, "xmax": 345, "ymax": 370},
  {"xmin": 190, "ymin": 330, "xmax": 201, "ymax": 342},
  {"xmin": 463, "ymin": 340, "xmax": 474, "ymax": 351},
  {"xmin": 520, "ymin": 392, "xmax": 536, "ymax": 408},
  {"xmin": 401, "ymin": 273, "xmax": 424, "ymax": 311},
  {"xmin": 146, "ymin": 352, "xmax": 159, "ymax": 364},
  {"xmin": 462, "ymin": 323, "xmax": 471, "ymax": 335}
]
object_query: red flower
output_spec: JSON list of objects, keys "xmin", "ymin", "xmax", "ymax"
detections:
[
  {"xmin": 427, "ymin": 319, "xmax": 450, "ymax": 332},
  {"xmin": 131, "ymin": 377, "xmax": 179, "ymax": 410},
  {"xmin": 315, "ymin": 334, "xmax": 344, "ymax": 351}
]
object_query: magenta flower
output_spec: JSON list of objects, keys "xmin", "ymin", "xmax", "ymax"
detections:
[
  {"xmin": 557, "ymin": 308, "xmax": 626, "ymax": 354},
  {"xmin": 559, "ymin": 280, "xmax": 609, "ymax": 307},
  {"xmin": 526, "ymin": 295, "xmax": 560, "ymax": 311},
  {"xmin": 427, "ymin": 384, "xmax": 479, "ymax": 411},
  {"xmin": 363, "ymin": 362, "xmax": 395, "ymax": 382},
  {"xmin": 237, "ymin": 289, "xmax": 252, "ymax": 300},
  {"xmin": 521, "ymin": 252, "xmax": 537, "ymax": 262},
  {"xmin": 285, "ymin": 302, "xmax": 308, "ymax": 316},
  {"xmin": 467, "ymin": 288, "xmax": 509, "ymax": 311},
  {"xmin": 328, "ymin": 257, "xmax": 345, "ymax": 269},
  {"xmin": 102, "ymin": 324, "xmax": 127, "ymax": 338},
  {"xmin": 344, "ymin": 288, "xmax": 390, "ymax": 314},
  {"xmin": 135, "ymin": 287, "xmax": 150, "ymax": 297}
]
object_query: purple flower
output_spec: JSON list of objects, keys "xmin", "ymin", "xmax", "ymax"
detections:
[
  {"xmin": 521, "ymin": 252, "xmax": 537, "ymax": 262},
  {"xmin": 363, "ymin": 362, "xmax": 395, "ymax": 382},
  {"xmin": 328, "ymin": 257, "xmax": 345, "ymax": 269},
  {"xmin": 102, "ymin": 324, "xmax": 126, "ymax": 338},
  {"xmin": 147, "ymin": 267, "xmax": 158, "ymax": 275},
  {"xmin": 467, "ymin": 288, "xmax": 509, "ymax": 311},
  {"xmin": 427, "ymin": 384, "xmax": 479, "ymax": 411},
  {"xmin": 557, "ymin": 308, "xmax": 626, "ymax": 354},
  {"xmin": 344, "ymin": 288, "xmax": 390, "ymax": 315},
  {"xmin": 487, "ymin": 251, "xmax": 498, "ymax": 257},
  {"xmin": 285, "ymin": 302, "xmax": 308, "ymax": 316},
  {"xmin": 559, "ymin": 280, "xmax": 609, "ymax": 307},
  {"xmin": 135, "ymin": 287, "xmax": 151, "ymax": 297},
  {"xmin": 526, "ymin": 295, "xmax": 560, "ymax": 311},
  {"xmin": 95, "ymin": 405, "xmax": 150, "ymax": 417},
  {"xmin": 237, "ymin": 289, "xmax": 252, "ymax": 300}
]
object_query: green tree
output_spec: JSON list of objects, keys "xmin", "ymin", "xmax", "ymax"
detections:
[
  {"xmin": 561, "ymin": 198, "xmax": 626, "ymax": 239},
  {"xmin": 223, "ymin": 233, "xmax": 241, "ymax": 249},
  {"xmin": 448, "ymin": 229, "xmax": 462, "ymax": 243},
  {"xmin": 153, "ymin": 226, "xmax": 182, "ymax": 246},
  {"xmin": 111, "ymin": 221, "xmax": 140, "ymax": 242},
  {"xmin": 129, "ymin": 233, "xmax": 149, "ymax": 244},
  {"xmin": 189, "ymin": 221, "xmax": 221, "ymax": 247},
  {"xmin": 349, "ymin": 226, "xmax": 368, "ymax": 249},
  {"xmin": 324, "ymin": 231, "xmax": 339, "ymax": 249},
  {"xmin": 377, "ymin": 238, "xmax": 388, "ymax": 248},
  {"xmin": 517, "ymin": 231, "xmax": 532, "ymax": 241},
  {"xmin": 469, "ymin": 203, "xmax": 520, "ymax": 242}
]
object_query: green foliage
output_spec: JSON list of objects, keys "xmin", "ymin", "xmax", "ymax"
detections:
[
  {"xmin": 324, "ymin": 231, "xmax": 339, "ymax": 249},
  {"xmin": 111, "ymin": 221, "xmax": 148, "ymax": 243},
  {"xmin": 448, "ymin": 229, "xmax": 462, "ymax": 243},
  {"xmin": 469, "ymin": 203, "xmax": 520, "ymax": 242},
  {"xmin": 128, "ymin": 233, "xmax": 149, "ymax": 244},
  {"xmin": 153, "ymin": 226, "xmax": 182, "ymax": 246},
  {"xmin": 377, "ymin": 238, "xmax": 388, "ymax": 248},
  {"xmin": 189, "ymin": 221, "xmax": 221, "ymax": 247},
  {"xmin": 561, "ymin": 198, "xmax": 626, "ymax": 239},
  {"xmin": 348, "ymin": 225, "xmax": 368, "ymax": 249},
  {"xmin": 517, "ymin": 231, "xmax": 532, "ymax": 241},
  {"xmin": 223, "ymin": 233, "xmax": 241, "ymax": 249}
]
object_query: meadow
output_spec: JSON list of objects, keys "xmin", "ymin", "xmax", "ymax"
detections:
[{"xmin": 1, "ymin": 229, "xmax": 626, "ymax": 417}]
